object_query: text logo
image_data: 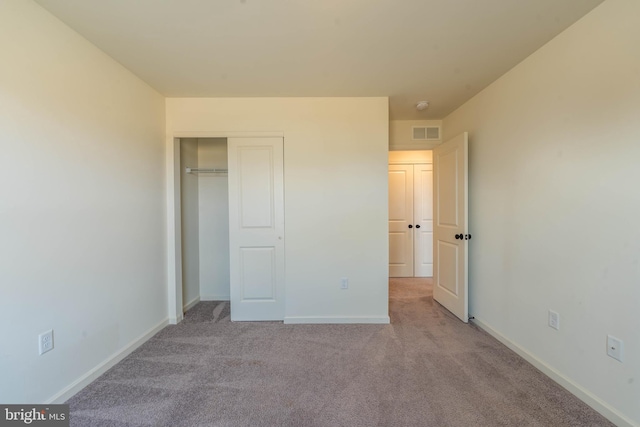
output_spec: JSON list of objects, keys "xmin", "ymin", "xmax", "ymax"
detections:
[{"xmin": 0, "ymin": 405, "xmax": 69, "ymax": 426}]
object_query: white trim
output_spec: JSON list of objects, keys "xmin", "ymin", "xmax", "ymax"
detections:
[
  {"xmin": 201, "ymin": 295, "xmax": 231, "ymax": 301},
  {"xmin": 167, "ymin": 137, "xmax": 182, "ymax": 324},
  {"xmin": 173, "ymin": 131, "xmax": 283, "ymax": 138},
  {"xmin": 390, "ymin": 143, "xmax": 442, "ymax": 151},
  {"xmin": 472, "ymin": 317, "xmax": 638, "ymax": 427},
  {"xmin": 284, "ymin": 316, "xmax": 390, "ymax": 324},
  {"xmin": 183, "ymin": 296, "xmax": 201, "ymax": 311},
  {"xmin": 387, "ymin": 160, "xmax": 432, "ymax": 165},
  {"xmin": 167, "ymin": 132, "xmax": 285, "ymax": 325},
  {"xmin": 45, "ymin": 318, "xmax": 169, "ymax": 404}
]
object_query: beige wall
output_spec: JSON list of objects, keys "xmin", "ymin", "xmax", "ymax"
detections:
[
  {"xmin": 443, "ymin": 0, "xmax": 640, "ymax": 425},
  {"xmin": 166, "ymin": 98, "xmax": 390, "ymax": 323},
  {"xmin": 0, "ymin": 0, "xmax": 166, "ymax": 403},
  {"xmin": 388, "ymin": 150, "xmax": 433, "ymax": 164}
]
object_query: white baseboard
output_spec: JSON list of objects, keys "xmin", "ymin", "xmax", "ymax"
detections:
[
  {"xmin": 284, "ymin": 315, "xmax": 390, "ymax": 324},
  {"xmin": 472, "ymin": 317, "xmax": 638, "ymax": 427},
  {"xmin": 183, "ymin": 296, "xmax": 200, "ymax": 311},
  {"xmin": 45, "ymin": 318, "xmax": 169, "ymax": 404},
  {"xmin": 201, "ymin": 295, "xmax": 230, "ymax": 301}
]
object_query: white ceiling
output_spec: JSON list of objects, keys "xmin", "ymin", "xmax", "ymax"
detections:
[{"xmin": 35, "ymin": 0, "xmax": 603, "ymax": 120}]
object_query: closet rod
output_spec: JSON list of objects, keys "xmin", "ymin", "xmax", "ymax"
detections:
[{"xmin": 185, "ymin": 167, "xmax": 228, "ymax": 174}]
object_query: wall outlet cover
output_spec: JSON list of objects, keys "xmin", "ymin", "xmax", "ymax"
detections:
[
  {"xmin": 607, "ymin": 335, "xmax": 623, "ymax": 362},
  {"xmin": 548, "ymin": 310, "xmax": 560, "ymax": 330},
  {"xmin": 39, "ymin": 329, "xmax": 54, "ymax": 355}
]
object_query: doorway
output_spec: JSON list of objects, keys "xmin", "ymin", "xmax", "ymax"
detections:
[
  {"xmin": 388, "ymin": 150, "xmax": 433, "ymax": 278},
  {"xmin": 170, "ymin": 134, "xmax": 286, "ymax": 323},
  {"xmin": 179, "ymin": 138, "xmax": 231, "ymax": 315}
]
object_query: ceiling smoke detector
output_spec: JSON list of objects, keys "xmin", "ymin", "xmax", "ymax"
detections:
[{"xmin": 416, "ymin": 101, "xmax": 429, "ymax": 111}]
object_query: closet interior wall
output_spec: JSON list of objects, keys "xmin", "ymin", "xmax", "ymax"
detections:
[
  {"xmin": 180, "ymin": 138, "xmax": 230, "ymax": 310},
  {"xmin": 180, "ymin": 138, "xmax": 200, "ymax": 309}
]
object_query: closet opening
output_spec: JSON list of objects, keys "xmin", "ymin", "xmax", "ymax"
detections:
[
  {"xmin": 388, "ymin": 150, "xmax": 433, "ymax": 278},
  {"xmin": 179, "ymin": 137, "xmax": 230, "ymax": 317}
]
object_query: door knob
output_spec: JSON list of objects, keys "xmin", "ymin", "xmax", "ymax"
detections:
[
  {"xmin": 415, "ymin": 225, "xmax": 421, "ymax": 229},
  {"xmin": 408, "ymin": 224, "xmax": 413, "ymax": 229}
]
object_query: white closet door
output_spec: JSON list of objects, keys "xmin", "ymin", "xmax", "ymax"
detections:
[
  {"xmin": 414, "ymin": 164, "xmax": 433, "ymax": 277},
  {"xmin": 389, "ymin": 165, "xmax": 414, "ymax": 277},
  {"xmin": 228, "ymin": 137, "xmax": 285, "ymax": 321}
]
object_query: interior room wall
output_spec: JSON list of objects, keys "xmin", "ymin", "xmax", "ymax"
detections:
[
  {"xmin": 0, "ymin": 0, "xmax": 166, "ymax": 403},
  {"xmin": 180, "ymin": 138, "xmax": 200, "ymax": 309},
  {"xmin": 389, "ymin": 120, "xmax": 443, "ymax": 150},
  {"xmin": 388, "ymin": 151, "xmax": 433, "ymax": 164},
  {"xmin": 443, "ymin": 0, "xmax": 640, "ymax": 425},
  {"xmin": 197, "ymin": 138, "xmax": 230, "ymax": 301},
  {"xmin": 166, "ymin": 98, "xmax": 390, "ymax": 323}
]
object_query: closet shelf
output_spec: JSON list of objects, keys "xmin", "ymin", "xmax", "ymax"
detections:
[{"xmin": 185, "ymin": 167, "xmax": 228, "ymax": 174}]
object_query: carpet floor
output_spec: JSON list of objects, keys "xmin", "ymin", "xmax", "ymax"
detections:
[{"xmin": 66, "ymin": 278, "xmax": 613, "ymax": 426}]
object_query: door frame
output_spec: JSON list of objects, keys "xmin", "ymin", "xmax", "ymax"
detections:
[
  {"xmin": 166, "ymin": 131, "xmax": 284, "ymax": 324},
  {"xmin": 388, "ymin": 150, "xmax": 433, "ymax": 278}
]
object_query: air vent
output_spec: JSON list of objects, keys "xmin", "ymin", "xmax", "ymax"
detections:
[{"xmin": 412, "ymin": 126, "xmax": 441, "ymax": 141}]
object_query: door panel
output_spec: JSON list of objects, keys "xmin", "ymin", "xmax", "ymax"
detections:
[
  {"xmin": 228, "ymin": 137, "xmax": 284, "ymax": 321},
  {"xmin": 433, "ymin": 133, "xmax": 468, "ymax": 322},
  {"xmin": 436, "ymin": 241, "xmax": 458, "ymax": 295},
  {"xmin": 389, "ymin": 232, "xmax": 409, "ymax": 265},
  {"xmin": 388, "ymin": 165, "xmax": 414, "ymax": 277},
  {"xmin": 437, "ymin": 149, "xmax": 459, "ymax": 227},
  {"xmin": 239, "ymin": 147, "xmax": 274, "ymax": 228},
  {"xmin": 414, "ymin": 164, "xmax": 433, "ymax": 277},
  {"xmin": 240, "ymin": 247, "xmax": 276, "ymax": 300}
]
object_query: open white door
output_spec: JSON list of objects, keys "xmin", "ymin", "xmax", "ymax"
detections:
[
  {"xmin": 433, "ymin": 133, "xmax": 469, "ymax": 322},
  {"xmin": 228, "ymin": 137, "xmax": 285, "ymax": 321}
]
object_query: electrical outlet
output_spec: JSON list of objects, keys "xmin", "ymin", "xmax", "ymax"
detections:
[
  {"xmin": 340, "ymin": 277, "xmax": 349, "ymax": 290},
  {"xmin": 607, "ymin": 335, "xmax": 623, "ymax": 362},
  {"xmin": 548, "ymin": 310, "xmax": 560, "ymax": 330},
  {"xmin": 39, "ymin": 330, "xmax": 54, "ymax": 355}
]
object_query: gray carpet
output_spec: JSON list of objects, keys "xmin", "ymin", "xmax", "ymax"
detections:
[{"xmin": 66, "ymin": 278, "xmax": 613, "ymax": 426}]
